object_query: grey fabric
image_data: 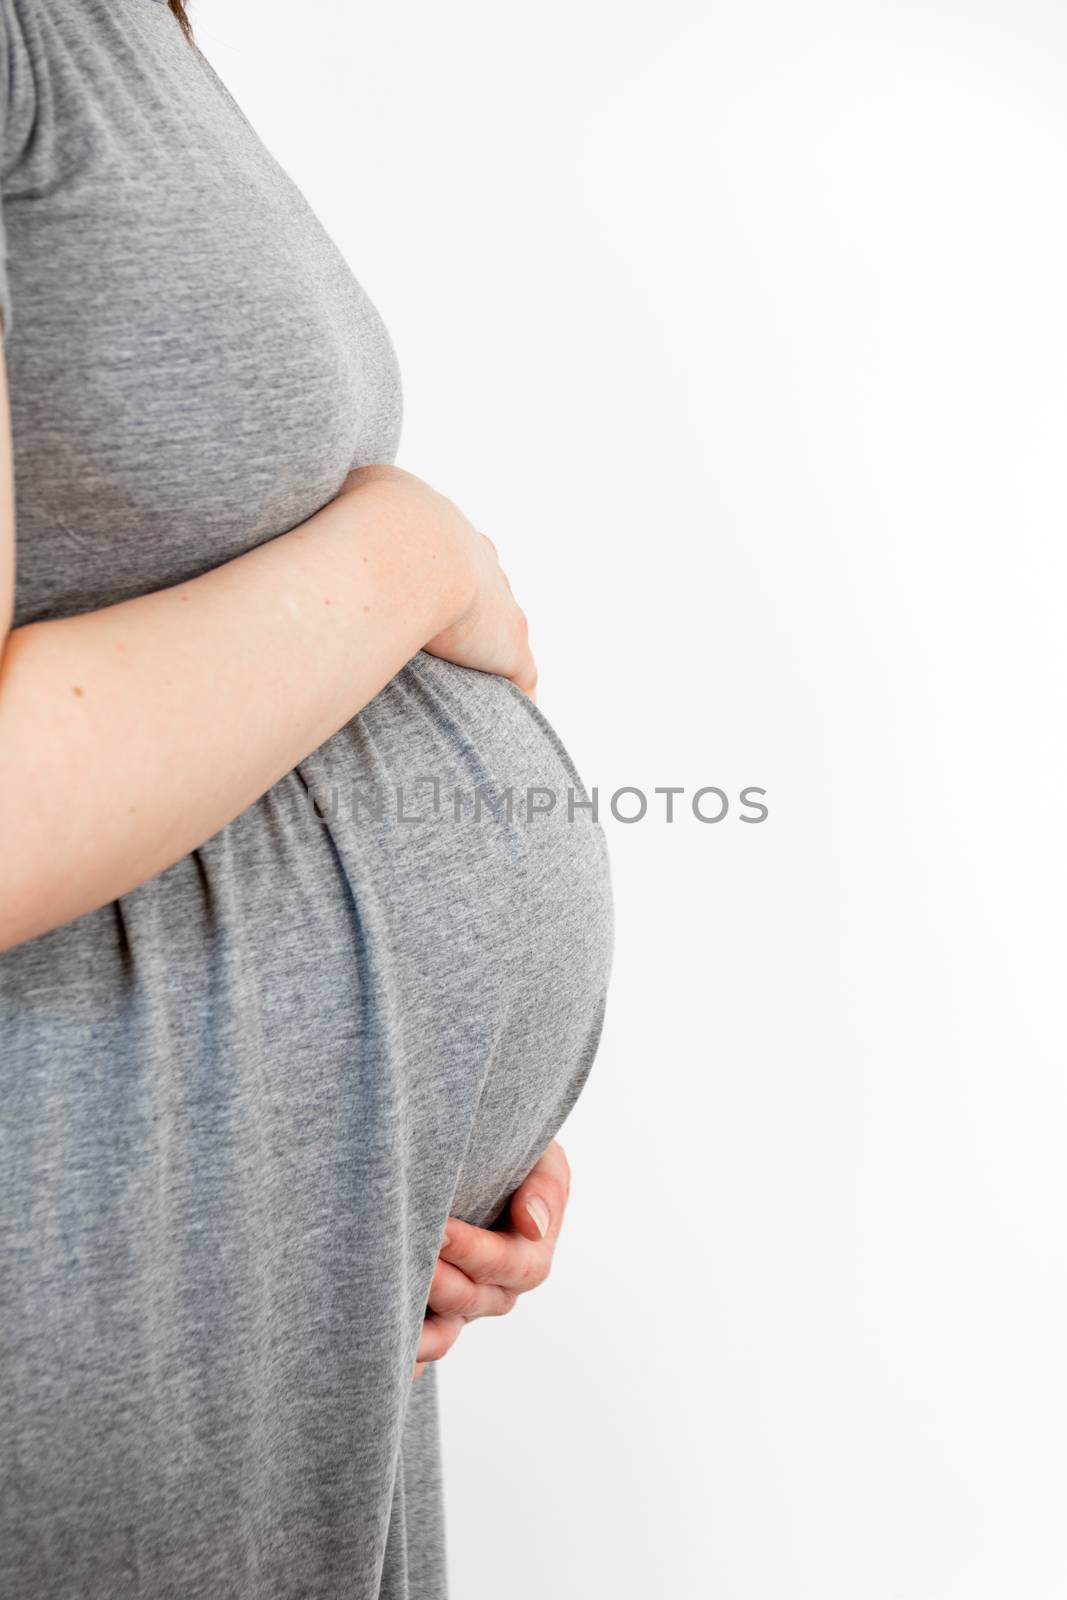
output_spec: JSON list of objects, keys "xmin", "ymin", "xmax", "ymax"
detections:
[{"xmin": 0, "ymin": 4, "xmax": 613, "ymax": 1597}]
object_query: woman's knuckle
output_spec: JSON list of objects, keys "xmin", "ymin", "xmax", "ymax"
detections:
[
  {"xmin": 518, "ymin": 1252, "xmax": 549, "ymax": 1291},
  {"xmin": 457, "ymin": 1281, "xmax": 482, "ymax": 1317},
  {"xmin": 488, "ymin": 1290, "xmax": 517, "ymax": 1318},
  {"xmin": 463, "ymin": 1253, "xmax": 492, "ymax": 1286}
]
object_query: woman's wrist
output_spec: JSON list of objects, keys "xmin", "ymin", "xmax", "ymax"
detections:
[
  {"xmin": 338, "ymin": 468, "xmax": 477, "ymax": 643},
  {"xmin": 334, "ymin": 465, "xmax": 536, "ymax": 697}
]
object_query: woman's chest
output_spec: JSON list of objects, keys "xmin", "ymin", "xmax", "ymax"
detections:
[{"xmin": 3, "ymin": 6, "xmax": 403, "ymax": 623}]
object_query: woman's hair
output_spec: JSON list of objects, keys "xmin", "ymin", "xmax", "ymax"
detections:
[{"xmin": 169, "ymin": 0, "xmax": 193, "ymax": 39}]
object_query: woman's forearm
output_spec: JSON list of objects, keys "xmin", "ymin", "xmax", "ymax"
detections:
[{"xmin": 0, "ymin": 473, "xmax": 472, "ymax": 951}]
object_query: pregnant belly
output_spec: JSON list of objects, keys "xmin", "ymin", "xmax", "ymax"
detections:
[
  {"xmin": 0, "ymin": 651, "xmax": 612, "ymax": 1230},
  {"xmin": 0, "ymin": 649, "xmax": 614, "ymax": 1235},
  {"xmin": 291, "ymin": 650, "xmax": 615, "ymax": 1224}
]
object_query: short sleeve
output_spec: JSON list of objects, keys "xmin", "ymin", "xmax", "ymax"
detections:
[
  {"xmin": 0, "ymin": 6, "xmax": 10, "ymax": 335},
  {"xmin": 0, "ymin": 196, "xmax": 9, "ymax": 343},
  {"xmin": 0, "ymin": 208, "xmax": 8, "ymax": 343},
  {"xmin": 0, "ymin": 0, "xmax": 37, "ymax": 339}
]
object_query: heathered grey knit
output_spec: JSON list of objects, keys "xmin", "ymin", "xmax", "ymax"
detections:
[{"xmin": 0, "ymin": 3, "xmax": 613, "ymax": 1596}]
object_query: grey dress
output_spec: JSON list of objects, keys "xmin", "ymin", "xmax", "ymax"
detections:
[{"xmin": 0, "ymin": 3, "xmax": 613, "ymax": 1596}]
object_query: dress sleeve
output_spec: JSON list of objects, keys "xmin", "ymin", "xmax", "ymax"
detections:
[
  {"xmin": 0, "ymin": 206, "xmax": 8, "ymax": 344},
  {"xmin": 0, "ymin": 7, "xmax": 11, "ymax": 337},
  {"xmin": 0, "ymin": 0, "xmax": 36, "ymax": 339}
]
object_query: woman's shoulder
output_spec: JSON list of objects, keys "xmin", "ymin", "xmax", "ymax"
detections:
[{"xmin": 0, "ymin": 0, "xmax": 38, "ymax": 189}]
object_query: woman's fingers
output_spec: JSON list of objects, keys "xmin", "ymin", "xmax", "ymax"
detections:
[
  {"xmin": 437, "ymin": 1214, "xmax": 547, "ymax": 1293},
  {"xmin": 414, "ymin": 1142, "xmax": 573, "ymax": 1379},
  {"xmin": 437, "ymin": 1140, "xmax": 572, "ymax": 1293},
  {"xmin": 416, "ymin": 1312, "xmax": 465, "ymax": 1366},
  {"xmin": 427, "ymin": 1257, "xmax": 518, "ymax": 1320},
  {"xmin": 410, "ymin": 1262, "xmax": 519, "ymax": 1382},
  {"xmin": 512, "ymin": 653, "xmax": 538, "ymax": 701},
  {"xmin": 423, "ymin": 520, "xmax": 538, "ymax": 695},
  {"xmin": 509, "ymin": 1139, "xmax": 570, "ymax": 1241}
]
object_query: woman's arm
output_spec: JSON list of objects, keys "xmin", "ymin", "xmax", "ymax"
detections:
[{"xmin": 0, "ymin": 354, "xmax": 533, "ymax": 952}]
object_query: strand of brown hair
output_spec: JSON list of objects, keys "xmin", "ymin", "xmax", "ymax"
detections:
[{"xmin": 168, "ymin": 0, "xmax": 194, "ymax": 41}]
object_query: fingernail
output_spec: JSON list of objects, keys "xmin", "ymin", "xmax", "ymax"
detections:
[
  {"xmin": 526, "ymin": 1196, "xmax": 550, "ymax": 1238},
  {"xmin": 441, "ymin": 1229, "xmax": 453, "ymax": 1250}
]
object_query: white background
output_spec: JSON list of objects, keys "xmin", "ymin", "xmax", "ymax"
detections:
[{"xmin": 203, "ymin": 3, "xmax": 1067, "ymax": 1595}]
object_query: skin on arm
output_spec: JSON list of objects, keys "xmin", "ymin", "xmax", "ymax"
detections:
[{"xmin": 0, "ymin": 352, "xmax": 535, "ymax": 952}]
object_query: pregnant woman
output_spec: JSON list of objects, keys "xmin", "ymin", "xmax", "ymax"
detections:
[{"xmin": 0, "ymin": 2, "xmax": 613, "ymax": 1596}]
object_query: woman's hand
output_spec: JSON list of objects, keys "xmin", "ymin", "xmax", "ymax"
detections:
[
  {"xmin": 343, "ymin": 464, "xmax": 538, "ymax": 701},
  {"xmin": 412, "ymin": 1140, "xmax": 572, "ymax": 1380},
  {"xmin": 0, "ymin": 444, "xmax": 532, "ymax": 951}
]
